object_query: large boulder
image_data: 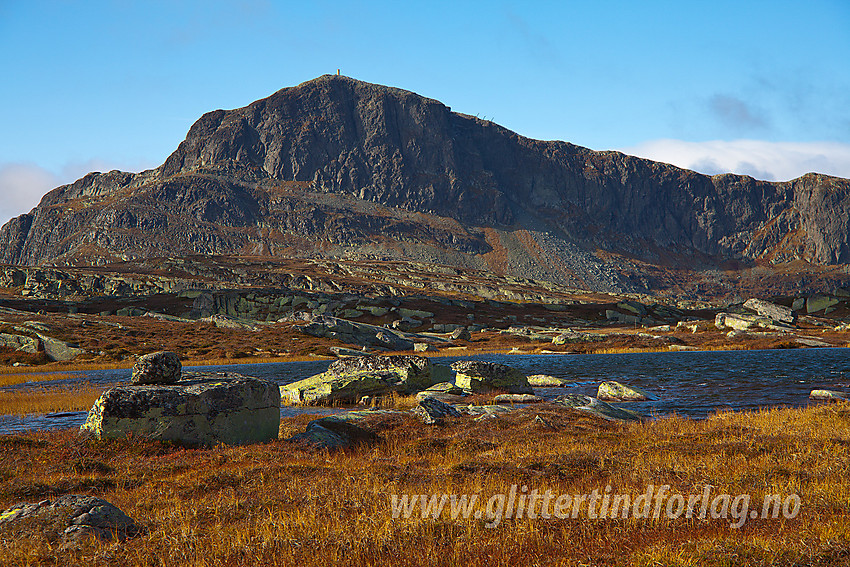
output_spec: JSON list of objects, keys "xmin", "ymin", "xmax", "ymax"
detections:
[
  {"xmin": 714, "ymin": 312, "xmax": 769, "ymax": 331},
  {"xmin": 132, "ymin": 351, "xmax": 182, "ymax": 385},
  {"xmin": 81, "ymin": 372, "xmax": 280, "ymax": 446},
  {"xmin": 743, "ymin": 298, "xmax": 796, "ymax": 325},
  {"xmin": 596, "ymin": 381, "xmax": 653, "ymax": 402},
  {"xmin": 296, "ymin": 314, "xmax": 415, "ymax": 351},
  {"xmin": 552, "ymin": 394, "xmax": 642, "ymax": 422},
  {"xmin": 451, "ymin": 361, "xmax": 533, "ymax": 394},
  {"xmin": 282, "ymin": 355, "xmax": 442, "ymax": 405},
  {"xmin": 0, "ymin": 495, "xmax": 138, "ymax": 548},
  {"xmin": 0, "ymin": 332, "xmax": 39, "ymax": 353},
  {"xmin": 34, "ymin": 333, "xmax": 85, "ymax": 361},
  {"xmin": 807, "ymin": 295, "xmax": 840, "ymax": 314}
]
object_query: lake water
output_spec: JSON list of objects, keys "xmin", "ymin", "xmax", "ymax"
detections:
[{"xmin": 1, "ymin": 348, "xmax": 848, "ymax": 434}]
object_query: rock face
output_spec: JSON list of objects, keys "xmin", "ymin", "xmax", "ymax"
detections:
[
  {"xmin": 596, "ymin": 381, "xmax": 652, "ymax": 402},
  {"xmin": 743, "ymin": 299, "xmax": 796, "ymax": 325},
  {"xmin": 451, "ymin": 361, "xmax": 533, "ymax": 394},
  {"xmin": 282, "ymin": 355, "xmax": 440, "ymax": 405},
  {"xmin": 0, "ymin": 495, "xmax": 138, "ymax": 548},
  {"xmin": 81, "ymin": 372, "xmax": 280, "ymax": 445},
  {"xmin": 131, "ymin": 351, "xmax": 182, "ymax": 384},
  {"xmin": 2, "ymin": 74, "xmax": 850, "ymax": 294}
]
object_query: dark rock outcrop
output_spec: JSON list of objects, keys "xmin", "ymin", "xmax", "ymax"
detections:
[{"xmin": 2, "ymin": 74, "xmax": 849, "ymax": 291}]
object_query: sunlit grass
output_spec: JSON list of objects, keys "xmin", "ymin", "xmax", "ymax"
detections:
[
  {"xmin": 0, "ymin": 385, "xmax": 103, "ymax": 416},
  {"xmin": 0, "ymin": 373, "xmax": 77, "ymax": 387}
]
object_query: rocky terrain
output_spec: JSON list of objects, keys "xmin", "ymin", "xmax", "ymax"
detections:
[{"xmin": 1, "ymin": 74, "xmax": 849, "ymax": 299}]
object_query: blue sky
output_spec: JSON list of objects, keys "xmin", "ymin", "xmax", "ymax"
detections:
[{"xmin": 1, "ymin": 0, "xmax": 849, "ymax": 223}]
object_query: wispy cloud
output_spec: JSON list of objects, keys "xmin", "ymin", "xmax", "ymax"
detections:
[
  {"xmin": 620, "ymin": 139, "xmax": 850, "ymax": 182},
  {"xmin": 708, "ymin": 94, "xmax": 769, "ymax": 131},
  {"xmin": 0, "ymin": 159, "xmax": 153, "ymax": 226}
]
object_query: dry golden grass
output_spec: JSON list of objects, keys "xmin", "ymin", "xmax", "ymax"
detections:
[
  {"xmin": 0, "ymin": 402, "xmax": 848, "ymax": 565},
  {"xmin": 0, "ymin": 385, "xmax": 104, "ymax": 416},
  {"xmin": 0, "ymin": 373, "xmax": 77, "ymax": 387}
]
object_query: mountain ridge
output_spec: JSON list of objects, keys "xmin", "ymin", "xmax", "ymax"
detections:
[{"xmin": 2, "ymin": 74, "xmax": 849, "ymax": 295}]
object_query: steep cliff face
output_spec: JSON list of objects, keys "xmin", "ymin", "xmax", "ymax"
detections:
[{"xmin": 2, "ymin": 74, "xmax": 848, "ymax": 288}]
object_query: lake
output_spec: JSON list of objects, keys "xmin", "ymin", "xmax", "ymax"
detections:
[{"xmin": 1, "ymin": 348, "xmax": 848, "ymax": 434}]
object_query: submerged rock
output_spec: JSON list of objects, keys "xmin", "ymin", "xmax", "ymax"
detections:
[
  {"xmin": 131, "ymin": 351, "xmax": 181, "ymax": 385},
  {"xmin": 552, "ymin": 394, "xmax": 642, "ymax": 422},
  {"xmin": 282, "ymin": 355, "xmax": 440, "ymax": 405},
  {"xmin": 596, "ymin": 381, "xmax": 653, "ymax": 402},
  {"xmin": 0, "ymin": 495, "xmax": 138, "ymax": 548},
  {"xmin": 81, "ymin": 372, "xmax": 280, "ymax": 446},
  {"xmin": 451, "ymin": 360, "xmax": 532, "ymax": 394}
]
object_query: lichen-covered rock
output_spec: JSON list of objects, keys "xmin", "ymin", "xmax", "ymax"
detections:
[
  {"xmin": 451, "ymin": 361, "xmax": 532, "ymax": 394},
  {"xmin": 494, "ymin": 393, "xmax": 543, "ymax": 404},
  {"xmin": 527, "ymin": 374, "xmax": 571, "ymax": 387},
  {"xmin": 81, "ymin": 372, "xmax": 280, "ymax": 446},
  {"xmin": 596, "ymin": 381, "xmax": 653, "ymax": 402},
  {"xmin": 743, "ymin": 298, "xmax": 796, "ymax": 325},
  {"xmin": 552, "ymin": 394, "xmax": 642, "ymax": 422},
  {"xmin": 0, "ymin": 495, "xmax": 138, "ymax": 548},
  {"xmin": 282, "ymin": 355, "xmax": 438, "ymax": 405},
  {"xmin": 132, "ymin": 351, "xmax": 182, "ymax": 384},
  {"xmin": 714, "ymin": 312, "xmax": 769, "ymax": 331},
  {"xmin": 34, "ymin": 333, "xmax": 85, "ymax": 361},
  {"xmin": 411, "ymin": 397, "xmax": 462, "ymax": 425},
  {"xmin": 0, "ymin": 332, "xmax": 39, "ymax": 353}
]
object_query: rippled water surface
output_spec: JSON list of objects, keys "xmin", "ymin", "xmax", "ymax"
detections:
[{"xmin": 2, "ymin": 348, "xmax": 848, "ymax": 433}]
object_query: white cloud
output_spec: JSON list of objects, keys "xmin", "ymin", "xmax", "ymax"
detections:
[
  {"xmin": 619, "ymin": 139, "xmax": 850, "ymax": 182},
  {"xmin": 0, "ymin": 160, "xmax": 154, "ymax": 227}
]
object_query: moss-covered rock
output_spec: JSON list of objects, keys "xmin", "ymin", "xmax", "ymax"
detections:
[{"xmin": 451, "ymin": 360, "xmax": 532, "ymax": 394}]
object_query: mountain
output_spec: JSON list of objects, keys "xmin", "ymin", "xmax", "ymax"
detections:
[{"xmin": 2, "ymin": 74, "xmax": 849, "ymax": 294}]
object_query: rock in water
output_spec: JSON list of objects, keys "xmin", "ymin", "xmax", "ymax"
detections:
[
  {"xmin": 282, "ymin": 355, "xmax": 437, "ymax": 405},
  {"xmin": 527, "ymin": 374, "xmax": 571, "ymax": 387},
  {"xmin": 132, "ymin": 351, "xmax": 182, "ymax": 384},
  {"xmin": 81, "ymin": 372, "xmax": 280, "ymax": 446},
  {"xmin": 552, "ymin": 393, "xmax": 642, "ymax": 422},
  {"xmin": 596, "ymin": 381, "xmax": 653, "ymax": 402},
  {"xmin": 810, "ymin": 389, "xmax": 849, "ymax": 402},
  {"xmin": 411, "ymin": 397, "xmax": 462, "ymax": 425},
  {"xmin": 0, "ymin": 495, "xmax": 138, "ymax": 548},
  {"xmin": 451, "ymin": 360, "xmax": 533, "ymax": 394}
]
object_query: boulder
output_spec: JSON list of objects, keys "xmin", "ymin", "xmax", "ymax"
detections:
[
  {"xmin": 552, "ymin": 394, "xmax": 642, "ymax": 422},
  {"xmin": 132, "ymin": 351, "xmax": 182, "ymax": 385},
  {"xmin": 34, "ymin": 333, "xmax": 85, "ymax": 361},
  {"xmin": 494, "ymin": 393, "xmax": 543, "ymax": 404},
  {"xmin": 296, "ymin": 314, "xmax": 414, "ymax": 350},
  {"xmin": 450, "ymin": 327, "xmax": 472, "ymax": 341},
  {"xmin": 527, "ymin": 374, "xmax": 571, "ymax": 387},
  {"xmin": 743, "ymin": 298, "xmax": 796, "ymax": 325},
  {"xmin": 0, "ymin": 332, "xmax": 39, "ymax": 353},
  {"xmin": 452, "ymin": 360, "xmax": 533, "ymax": 394},
  {"xmin": 414, "ymin": 342, "xmax": 437, "ymax": 352},
  {"xmin": 714, "ymin": 312, "xmax": 768, "ymax": 331},
  {"xmin": 411, "ymin": 397, "xmax": 462, "ymax": 425},
  {"xmin": 807, "ymin": 295, "xmax": 840, "ymax": 314},
  {"xmin": 285, "ymin": 416, "xmax": 379, "ymax": 450},
  {"xmin": 81, "ymin": 372, "xmax": 280, "ymax": 446},
  {"xmin": 0, "ymin": 495, "xmax": 138, "ymax": 548},
  {"xmin": 596, "ymin": 381, "xmax": 653, "ymax": 402},
  {"xmin": 282, "ymin": 355, "xmax": 438, "ymax": 405},
  {"xmin": 810, "ymin": 389, "xmax": 849, "ymax": 401}
]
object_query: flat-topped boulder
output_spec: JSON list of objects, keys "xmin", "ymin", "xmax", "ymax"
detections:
[
  {"xmin": 451, "ymin": 361, "xmax": 533, "ymax": 394},
  {"xmin": 282, "ymin": 355, "xmax": 445, "ymax": 405},
  {"xmin": 81, "ymin": 372, "xmax": 280, "ymax": 446},
  {"xmin": 597, "ymin": 381, "xmax": 653, "ymax": 402}
]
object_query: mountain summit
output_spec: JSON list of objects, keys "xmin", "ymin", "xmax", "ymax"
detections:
[{"xmin": 2, "ymin": 75, "xmax": 849, "ymax": 293}]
